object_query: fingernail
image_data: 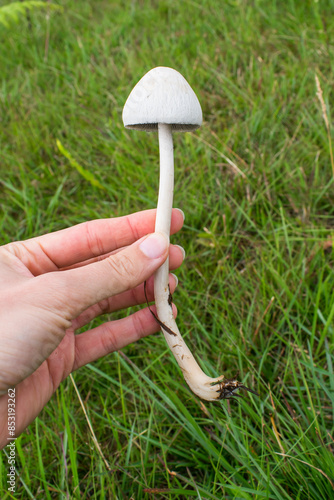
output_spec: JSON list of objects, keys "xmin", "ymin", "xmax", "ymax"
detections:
[
  {"xmin": 139, "ymin": 233, "xmax": 168, "ymax": 259},
  {"xmin": 171, "ymin": 273, "xmax": 178, "ymax": 287},
  {"xmin": 175, "ymin": 208, "xmax": 185, "ymax": 222},
  {"xmin": 175, "ymin": 244, "xmax": 186, "ymax": 260}
]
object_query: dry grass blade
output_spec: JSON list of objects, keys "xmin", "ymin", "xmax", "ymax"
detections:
[
  {"xmin": 270, "ymin": 415, "xmax": 285, "ymax": 455},
  {"xmin": 69, "ymin": 374, "xmax": 111, "ymax": 472},
  {"xmin": 315, "ymin": 74, "xmax": 334, "ymax": 178},
  {"xmin": 253, "ymin": 296, "xmax": 275, "ymax": 341},
  {"xmin": 276, "ymin": 453, "xmax": 334, "ymax": 490},
  {"xmin": 191, "ymin": 133, "xmax": 247, "ymax": 179}
]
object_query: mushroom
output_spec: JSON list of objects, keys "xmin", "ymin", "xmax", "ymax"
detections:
[{"xmin": 123, "ymin": 67, "xmax": 257, "ymax": 401}]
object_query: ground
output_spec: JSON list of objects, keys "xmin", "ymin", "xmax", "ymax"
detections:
[{"xmin": 0, "ymin": 0, "xmax": 333, "ymax": 498}]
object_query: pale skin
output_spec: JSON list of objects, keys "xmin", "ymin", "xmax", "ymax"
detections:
[{"xmin": 0, "ymin": 209, "xmax": 184, "ymax": 449}]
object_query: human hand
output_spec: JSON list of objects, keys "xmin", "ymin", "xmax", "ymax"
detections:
[{"xmin": 0, "ymin": 209, "xmax": 184, "ymax": 447}]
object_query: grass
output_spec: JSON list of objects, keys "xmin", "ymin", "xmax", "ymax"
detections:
[{"xmin": 0, "ymin": 0, "xmax": 334, "ymax": 498}]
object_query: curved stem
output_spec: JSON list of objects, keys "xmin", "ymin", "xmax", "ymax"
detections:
[{"xmin": 154, "ymin": 124, "xmax": 228, "ymax": 401}]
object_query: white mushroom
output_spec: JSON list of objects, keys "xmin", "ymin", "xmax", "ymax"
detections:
[{"xmin": 123, "ymin": 67, "xmax": 256, "ymax": 401}]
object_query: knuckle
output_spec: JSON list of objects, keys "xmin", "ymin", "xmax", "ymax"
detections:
[
  {"xmin": 132, "ymin": 311, "xmax": 147, "ymax": 340},
  {"xmin": 97, "ymin": 298, "xmax": 112, "ymax": 315},
  {"xmin": 82, "ymin": 221, "xmax": 105, "ymax": 257},
  {"xmin": 105, "ymin": 253, "xmax": 138, "ymax": 289},
  {"xmin": 99, "ymin": 324, "xmax": 118, "ymax": 354}
]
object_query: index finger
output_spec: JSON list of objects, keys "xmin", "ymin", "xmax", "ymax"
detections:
[{"xmin": 4, "ymin": 209, "xmax": 184, "ymax": 275}]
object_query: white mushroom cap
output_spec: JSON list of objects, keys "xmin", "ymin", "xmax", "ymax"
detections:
[{"xmin": 122, "ymin": 67, "xmax": 203, "ymax": 131}]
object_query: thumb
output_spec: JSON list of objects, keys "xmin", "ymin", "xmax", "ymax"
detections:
[{"xmin": 49, "ymin": 232, "xmax": 169, "ymax": 317}]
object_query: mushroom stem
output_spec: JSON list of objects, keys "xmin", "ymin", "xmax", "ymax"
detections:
[
  {"xmin": 154, "ymin": 124, "xmax": 228, "ymax": 401},
  {"xmin": 123, "ymin": 67, "xmax": 257, "ymax": 402}
]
